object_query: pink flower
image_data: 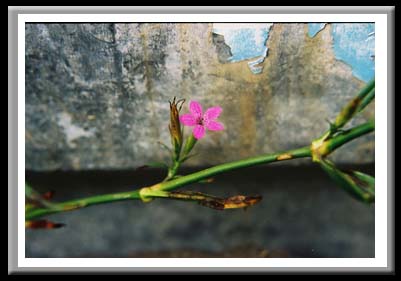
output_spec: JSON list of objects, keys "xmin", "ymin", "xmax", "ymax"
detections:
[{"xmin": 179, "ymin": 101, "xmax": 224, "ymax": 139}]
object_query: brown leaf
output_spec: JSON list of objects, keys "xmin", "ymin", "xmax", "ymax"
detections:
[
  {"xmin": 222, "ymin": 195, "xmax": 263, "ymax": 209},
  {"xmin": 25, "ymin": 220, "xmax": 65, "ymax": 229},
  {"xmin": 168, "ymin": 190, "xmax": 262, "ymax": 210}
]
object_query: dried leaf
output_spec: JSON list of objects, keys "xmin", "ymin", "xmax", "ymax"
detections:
[
  {"xmin": 25, "ymin": 220, "xmax": 65, "ymax": 229},
  {"xmin": 168, "ymin": 190, "xmax": 262, "ymax": 210}
]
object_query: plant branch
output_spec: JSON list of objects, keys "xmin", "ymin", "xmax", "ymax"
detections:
[
  {"xmin": 25, "ymin": 121, "xmax": 374, "ymax": 221},
  {"xmin": 25, "ymin": 190, "xmax": 141, "ymax": 220}
]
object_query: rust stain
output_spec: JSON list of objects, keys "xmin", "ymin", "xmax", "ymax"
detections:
[
  {"xmin": 302, "ymin": 23, "xmax": 336, "ymax": 81},
  {"xmin": 140, "ymin": 25, "xmax": 153, "ymax": 96},
  {"xmin": 207, "ymin": 25, "xmax": 273, "ymax": 158},
  {"xmin": 277, "ymin": 153, "xmax": 292, "ymax": 161},
  {"xmin": 210, "ymin": 60, "xmax": 266, "ymax": 84},
  {"xmin": 258, "ymin": 23, "xmax": 282, "ymax": 79},
  {"xmin": 238, "ymin": 91, "xmax": 257, "ymax": 157},
  {"xmin": 207, "ymin": 23, "xmax": 214, "ymax": 45}
]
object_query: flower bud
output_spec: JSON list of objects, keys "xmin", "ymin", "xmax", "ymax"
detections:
[{"xmin": 169, "ymin": 97, "xmax": 185, "ymax": 160}]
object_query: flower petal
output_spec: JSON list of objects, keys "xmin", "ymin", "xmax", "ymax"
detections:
[
  {"xmin": 193, "ymin": 125, "xmax": 205, "ymax": 139},
  {"xmin": 189, "ymin": 101, "xmax": 203, "ymax": 119},
  {"xmin": 204, "ymin": 106, "xmax": 222, "ymax": 121},
  {"xmin": 179, "ymin": 113, "xmax": 196, "ymax": 126},
  {"xmin": 206, "ymin": 120, "xmax": 224, "ymax": 131}
]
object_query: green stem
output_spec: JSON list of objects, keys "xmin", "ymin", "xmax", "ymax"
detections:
[
  {"xmin": 358, "ymin": 89, "xmax": 375, "ymax": 113},
  {"xmin": 324, "ymin": 120, "xmax": 374, "ymax": 153},
  {"xmin": 26, "ymin": 190, "xmax": 141, "ymax": 220},
  {"xmin": 164, "ymin": 134, "xmax": 198, "ymax": 181},
  {"xmin": 357, "ymin": 79, "xmax": 375, "ymax": 100},
  {"xmin": 25, "ymin": 121, "xmax": 374, "ymax": 221},
  {"xmin": 164, "ymin": 160, "xmax": 181, "ymax": 182},
  {"xmin": 159, "ymin": 146, "xmax": 311, "ymax": 191},
  {"xmin": 329, "ymin": 79, "xmax": 374, "ymax": 136}
]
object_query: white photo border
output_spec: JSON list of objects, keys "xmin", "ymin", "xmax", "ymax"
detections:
[{"xmin": 10, "ymin": 7, "xmax": 393, "ymax": 273}]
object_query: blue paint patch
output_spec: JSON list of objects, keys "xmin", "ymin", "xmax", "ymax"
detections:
[
  {"xmin": 212, "ymin": 24, "xmax": 273, "ymax": 74},
  {"xmin": 308, "ymin": 23, "xmax": 327, "ymax": 37},
  {"xmin": 331, "ymin": 23, "xmax": 375, "ymax": 82}
]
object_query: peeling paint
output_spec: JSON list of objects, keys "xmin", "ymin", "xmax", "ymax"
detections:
[
  {"xmin": 212, "ymin": 23, "xmax": 273, "ymax": 74},
  {"xmin": 247, "ymin": 49, "xmax": 268, "ymax": 74},
  {"xmin": 308, "ymin": 23, "xmax": 327, "ymax": 37},
  {"xmin": 331, "ymin": 23, "xmax": 375, "ymax": 82},
  {"xmin": 26, "ymin": 23, "xmax": 375, "ymax": 171}
]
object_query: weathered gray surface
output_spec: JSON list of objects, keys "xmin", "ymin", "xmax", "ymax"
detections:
[
  {"xmin": 25, "ymin": 23, "xmax": 374, "ymax": 171},
  {"xmin": 26, "ymin": 166, "xmax": 374, "ymax": 258}
]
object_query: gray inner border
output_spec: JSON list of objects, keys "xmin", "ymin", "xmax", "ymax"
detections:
[{"xmin": 8, "ymin": 6, "xmax": 395, "ymax": 274}]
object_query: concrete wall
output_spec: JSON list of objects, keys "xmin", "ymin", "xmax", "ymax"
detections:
[{"xmin": 25, "ymin": 23, "xmax": 375, "ymax": 171}]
